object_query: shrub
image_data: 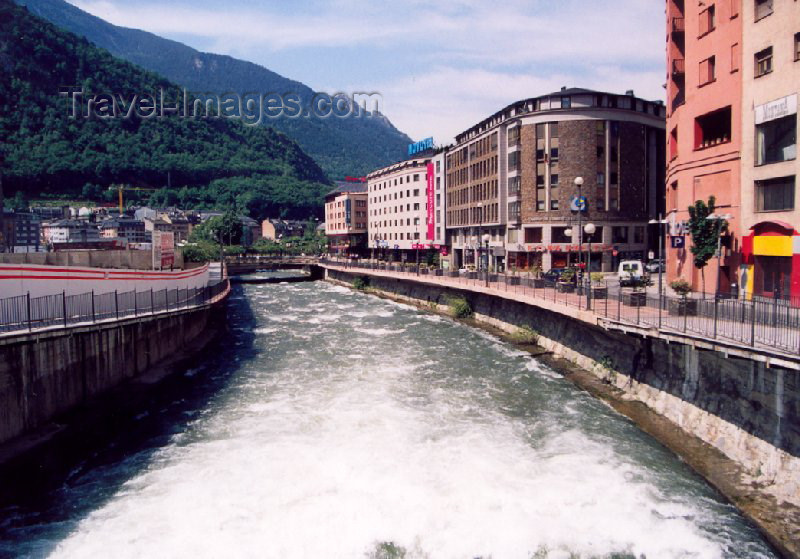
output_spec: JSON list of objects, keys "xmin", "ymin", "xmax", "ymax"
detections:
[
  {"xmin": 510, "ymin": 325, "xmax": 539, "ymax": 344},
  {"xmin": 590, "ymin": 272, "xmax": 605, "ymax": 284},
  {"xmin": 448, "ymin": 296, "xmax": 472, "ymax": 318},
  {"xmin": 670, "ymin": 279, "xmax": 693, "ymax": 297},
  {"xmin": 352, "ymin": 276, "xmax": 369, "ymax": 290}
]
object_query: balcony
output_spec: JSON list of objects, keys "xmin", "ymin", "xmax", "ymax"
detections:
[
  {"xmin": 671, "ymin": 90, "xmax": 685, "ymax": 113},
  {"xmin": 671, "ymin": 17, "xmax": 685, "ymax": 34},
  {"xmin": 672, "ymin": 58, "xmax": 685, "ymax": 76}
]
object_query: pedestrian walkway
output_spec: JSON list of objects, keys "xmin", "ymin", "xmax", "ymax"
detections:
[{"xmin": 322, "ymin": 260, "xmax": 800, "ymax": 363}]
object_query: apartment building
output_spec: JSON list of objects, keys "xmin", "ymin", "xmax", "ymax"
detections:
[
  {"xmin": 367, "ymin": 155, "xmax": 433, "ymax": 262},
  {"xmin": 665, "ymin": 0, "xmax": 743, "ymax": 294},
  {"xmin": 739, "ymin": 0, "xmax": 800, "ymax": 300},
  {"xmin": 324, "ymin": 182, "xmax": 368, "ymax": 256},
  {"xmin": 447, "ymin": 88, "xmax": 665, "ymax": 272}
]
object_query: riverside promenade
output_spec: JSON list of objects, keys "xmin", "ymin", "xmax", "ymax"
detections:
[{"xmin": 321, "ymin": 260, "xmax": 800, "ymax": 370}]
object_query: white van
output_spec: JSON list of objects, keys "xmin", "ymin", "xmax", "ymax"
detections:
[{"xmin": 618, "ymin": 260, "xmax": 644, "ymax": 286}]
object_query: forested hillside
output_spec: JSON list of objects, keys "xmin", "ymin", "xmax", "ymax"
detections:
[
  {"xmin": 0, "ymin": 0, "xmax": 331, "ymax": 219},
  {"xmin": 17, "ymin": 0, "xmax": 413, "ymax": 178}
]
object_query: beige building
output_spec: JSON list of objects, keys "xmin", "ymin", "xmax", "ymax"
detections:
[
  {"xmin": 324, "ymin": 183, "xmax": 368, "ymax": 256},
  {"xmin": 739, "ymin": 0, "xmax": 799, "ymax": 300},
  {"xmin": 367, "ymin": 156, "xmax": 432, "ymax": 261}
]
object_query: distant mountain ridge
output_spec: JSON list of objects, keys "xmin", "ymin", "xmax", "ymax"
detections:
[
  {"xmin": 15, "ymin": 0, "xmax": 413, "ymax": 178},
  {"xmin": 0, "ymin": 0, "xmax": 331, "ymax": 220}
]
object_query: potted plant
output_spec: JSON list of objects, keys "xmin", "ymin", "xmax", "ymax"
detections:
[
  {"xmin": 507, "ymin": 265, "xmax": 521, "ymax": 286},
  {"xmin": 466, "ymin": 264, "xmax": 478, "ymax": 280},
  {"xmin": 668, "ymin": 279, "xmax": 697, "ymax": 316},
  {"xmin": 557, "ymin": 268, "xmax": 576, "ymax": 293},
  {"xmin": 622, "ymin": 277, "xmax": 648, "ymax": 306},
  {"xmin": 590, "ymin": 272, "xmax": 608, "ymax": 299}
]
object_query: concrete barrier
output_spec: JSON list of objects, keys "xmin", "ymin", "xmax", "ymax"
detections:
[{"xmin": 0, "ymin": 263, "xmax": 209, "ymax": 299}]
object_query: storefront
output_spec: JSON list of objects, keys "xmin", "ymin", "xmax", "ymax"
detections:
[{"xmin": 741, "ymin": 221, "xmax": 800, "ymax": 302}]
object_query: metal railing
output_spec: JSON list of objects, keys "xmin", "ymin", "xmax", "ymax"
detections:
[
  {"xmin": 0, "ymin": 280, "xmax": 229, "ymax": 335},
  {"xmin": 321, "ymin": 259, "xmax": 800, "ymax": 356}
]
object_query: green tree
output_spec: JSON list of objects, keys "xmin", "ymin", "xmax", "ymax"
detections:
[{"xmin": 687, "ymin": 195, "xmax": 727, "ymax": 296}]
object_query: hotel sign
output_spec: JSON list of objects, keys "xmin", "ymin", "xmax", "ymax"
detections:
[
  {"xmin": 408, "ymin": 137, "xmax": 434, "ymax": 156},
  {"xmin": 755, "ymin": 94, "xmax": 797, "ymax": 125},
  {"xmin": 426, "ymin": 163, "xmax": 435, "ymax": 240}
]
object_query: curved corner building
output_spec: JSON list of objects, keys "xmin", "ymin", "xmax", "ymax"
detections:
[{"xmin": 445, "ymin": 87, "xmax": 665, "ymax": 273}]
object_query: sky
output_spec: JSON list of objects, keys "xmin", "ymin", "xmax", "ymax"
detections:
[{"xmin": 69, "ymin": 0, "xmax": 666, "ymax": 144}]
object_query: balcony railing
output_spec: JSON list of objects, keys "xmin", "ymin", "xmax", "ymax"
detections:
[
  {"xmin": 672, "ymin": 58, "xmax": 685, "ymax": 75},
  {"xmin": 672, "ymin": 17, "xmax": 685, "ymax": 33}
]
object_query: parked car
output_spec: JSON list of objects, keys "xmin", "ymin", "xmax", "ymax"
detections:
[
  {"xmin": 618, "ymin": 260, "xmax": 645, "ymax": 287},
  {"xmin": 541, "ymin": 268, "xmax": 568, "ymax": 283},
  {"xmin": 645, "ymin": 259, "xmax": 664, "ymax": 274}
]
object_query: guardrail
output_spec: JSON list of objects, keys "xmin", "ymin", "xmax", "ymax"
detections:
[
  {"xmin": 321, "ymin": 259, "xmax": 800, "ymax": 356},
  {"xmin": 0, "ymin": 279, "xmax": 229, "ymax": 335}
]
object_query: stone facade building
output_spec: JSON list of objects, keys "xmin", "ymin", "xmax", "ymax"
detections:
[{"xmin": 446, "ymin": 88, "xmax": 666, "ymax": 272}]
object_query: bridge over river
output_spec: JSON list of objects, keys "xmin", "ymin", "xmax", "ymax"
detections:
[{"xmin": 0, "ymin": 275, "xmax": 780, "ymax": 558}]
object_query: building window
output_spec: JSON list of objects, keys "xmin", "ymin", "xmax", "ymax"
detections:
[
  {"xmin": 694, "ymin": 106, "xmax": 731, "ymax": 149},
  {"xmin": 551, "ymin": 174, "xmax": 559, "ymax": 186},
  {"xmin": 633, "ymin": 226, "xmax": 645, "ymax": 244},
  {"xmin": 536, "ymin": 148, "xmax": 546, "ymax": 161},
  {"xmin": 609, "ymin": 226, "xmax": 626, "ymax": 243},
  {"xmin": 561, "ymin": 96, "xmax": 571, "ymax": 109},
  {"xmin": 795, "ymin": 32, "xmax": 800, "ymax": 61},
  {"xmin": 597, "ymin": 172, "xmax": 605, "ymax": 185},
  {"xmin": 550, "ymin": 122, "xmax": 559, "ymax": 138},
  {"xmin": 699, "ymin": 5, "xmax": 715, "ymax": 35},
  {"xmin": 508, "ymin": 201, "xmax": 521, "ymax": 221},
  {"xmin": 755, "ymin": 47, "xmax": 772, "ymax": 77},
  {"xmin": 536, "ymin": 174, "xmax": 545, "ymax": 188},
  {"xmin": 550, "ymin": 199, "xmax": 559, "ymax": 210},
  {"xmin": 508, "ymin": 151, "xmax": 520, "ymax": 172},
  {"xmin": 585, "ymin": 226, "xmax": 603, "ymax": 243},
  {"xmin": 508, "ymin": 176, "xmax": 521, "ymax": 196},
  {"xmin": 524, "ymin": 227, "xmax": 543, "ymax": 243},
  {"xmin": 536, "ymin": 200, "xmax": 545, "ymax": 211},
  {"xmin": 413, "ymin": 189, "xmax": 420, "ymax": 196},
  {"xmin": 669, "ymin": 126, "xmax": 678, "ymax": 159},
  {"xmin": 699, "ymin": 56, "xmax": 716, "ymax": 85},
  {"xmin": 552, "ymin": 227, "xmax": 571, "ymax": 243},
  {"xmin": 756, "ymin": 176, "xmax": 795, "ymax": 211},
  {"xmin": 550, "ymin": 147, "xmax": 559, "ymax": 161},
  {"xmin": 756, "ymin": 115, "xmax": 797, "ymax": 165},
  {"xmin": 754, "ymin": 0, "xmax": 773, "ymax": 21}
]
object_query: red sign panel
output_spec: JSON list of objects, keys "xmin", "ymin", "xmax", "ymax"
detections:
[{"xmin": 426, "ymin": 163, "xmax": 435, "ymax": 240}]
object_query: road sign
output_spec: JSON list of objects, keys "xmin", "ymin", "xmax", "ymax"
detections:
[
  {"xmin": 671, "ymin": 236, "xmax": 685, "ymax": 249},
  {"xmin": 570, "ymin": 196, "xmax": 587, "ymax": 212}
]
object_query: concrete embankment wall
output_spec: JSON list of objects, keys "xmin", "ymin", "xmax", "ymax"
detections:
[
  {"xmin": 0, "ymin": 297, "xmax": 225, "ymax": 448},
  {"xmin": 0, "ymin": 249, "xmax": 185, "ymax": 270},
  {"xmin": 327, "ymin": 269, "xmax": 800, "ymax": 505},
  {"xmin": 0, "ymin": 263, "xmax": 209, "ymax": 298}
]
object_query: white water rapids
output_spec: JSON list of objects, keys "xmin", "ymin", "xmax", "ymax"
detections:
[{"xmin": 1, "ymin": 280, "xmax": 775, "ymax": 558}]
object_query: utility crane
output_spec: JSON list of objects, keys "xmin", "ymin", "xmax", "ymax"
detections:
[{"xmin": 113, "ymin": 184, "xmax": 157, "ymax": 214}]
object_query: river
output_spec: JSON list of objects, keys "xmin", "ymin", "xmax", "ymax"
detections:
[{"xmin": 0, "ymin": 280, "xmax": 776, "ymax": 558}]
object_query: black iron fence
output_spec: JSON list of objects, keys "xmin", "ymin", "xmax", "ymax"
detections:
[
  {"xmin": 0, "ymin": 280, "xmax": 229, "ymax": 335},
  {"xmin": 322, "ymin": 259, "xmax": 800, "ymax": 356}
]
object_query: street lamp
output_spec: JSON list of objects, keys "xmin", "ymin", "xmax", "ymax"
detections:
[
  {"xmin": 415, "ymin": 221, "xmax": 420, "ymax": 276},
  {"xmin": 584, "ymin": 222, "xmax": 596, "ymax": 309},
  {"xmin": 477, "ymin": 201, "xmax": 484, "ymax": 274},
  {"xmin": 707, "ymin": 213, "xmax": 732, "ymax": 297},
  {"xmin": 574, "ymin": 177, "xmax": 584, "ymax": 271},
  {"xmin": 564, "ymin": 227, "xmax": 573, "ymax": 268},
  {"xmin": 482, "ymin": 233, "xmax": 491, "ymax": 287},
  {"xmin": 648, "ymin": 214, "xmax": 670, "ymax": 306}
]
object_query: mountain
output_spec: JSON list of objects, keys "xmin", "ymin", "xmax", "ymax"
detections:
[
  {"xmin": 0, "ymin": 0, "xmax": 331, "ymax": 220},
  {"xmin": 16, "ymin": 0, "xmax": 413, "ymax": 178}
]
